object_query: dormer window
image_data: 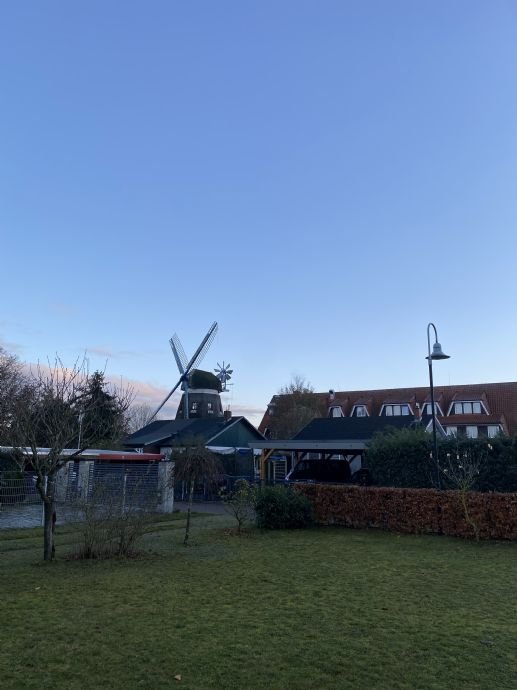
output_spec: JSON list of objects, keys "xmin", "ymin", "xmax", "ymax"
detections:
[
  {"xmin": 451, "ymin": 401, "xmax": 484, "ymax": 415},
  {"xmin": 328, "ymin": 405, "xmax": 344, "ymax": 418},
  {"xmin": 351, "ymin": 405, "xmax": 368, "ymax": 417},
  {"xmin": 382, "ymin": 404, "xmax": 411, "ymax": 416},
  {"xmin": 422, "ymin": 403, "xmax": 443, "ymax": 416}
]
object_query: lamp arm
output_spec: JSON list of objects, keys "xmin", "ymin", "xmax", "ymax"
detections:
[{"xmin": 427, "ymin": 322, "xmax": 438, "ymax": 358}]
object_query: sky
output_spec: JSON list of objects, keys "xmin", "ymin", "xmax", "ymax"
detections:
[{"xmin": 1, "ymin": 1, "xmax": 517, "ymax": 426}]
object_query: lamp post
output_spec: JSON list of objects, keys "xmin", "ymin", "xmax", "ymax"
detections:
[{"xmin": 426, "ymin": 323, "xmax": 450, "ymax": 489}]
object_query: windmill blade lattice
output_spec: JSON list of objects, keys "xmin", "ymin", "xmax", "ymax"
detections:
[
  {"xmin": 149, "ymin": 321, "xmax": 219, "ymax": 422},
  {"xmin": 170, "ymin": 334, "xmax": 187, "ymax": 375},
  {"xmin": 186, "ymin": 322, "xmax": 218, "ymax": 373}
]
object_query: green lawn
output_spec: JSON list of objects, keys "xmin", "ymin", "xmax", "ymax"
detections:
[{"xmin": 2, "ymin": 513, "xmax": 517, "ymax": 689}]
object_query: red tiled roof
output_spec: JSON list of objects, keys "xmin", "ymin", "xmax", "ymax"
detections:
[
  {"xmin": 439, "ymin": 414, "xmax": 506, "ymax": 427},
  {"xmin": 423, "ymin": 392, "xmax": 444, "ymax": 402},
  {"xmin": 259, "ymin": 382, "xmax": 517, "ymax": 435},
  {"xmin": 381, "ymin": 396, "xmax": 416, "ymax": 405}
]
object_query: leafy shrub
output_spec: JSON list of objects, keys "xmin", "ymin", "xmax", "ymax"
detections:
[
  {"xmin": 220, "ymin": 479, "xmax": 257, "ymax": 533},
  {"xmin": 255, "ymin": 485, "xmax": 313, "ymax": 529},
  {"xmin": 453, "ymin": 436, "xmax": 517, "ymax": 493},
  {"xmin": 366, "ymin": 427, "xmax": 434, "ymax": 488},
  {"xmin": 366, "ymin": 428, "xmax": 517, "ymax": 492}
]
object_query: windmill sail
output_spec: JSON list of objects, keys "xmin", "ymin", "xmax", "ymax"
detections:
[
  {"xmin": 170, "ymin": 334, "xmax": 187, "ymax": 375},
  {"xmin": 149, "ymin": 321, "xmax": 219, "ymax": 423},
  {"xmin": 186, "ymin": 321, "xmax": 218, "ymax": 373},
  {"xmin": 150, "ymin": 379, "xmax": 182, "ymax": 420}
]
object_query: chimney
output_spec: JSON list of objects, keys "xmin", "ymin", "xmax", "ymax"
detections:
[
  {"xmin": 329, "ymin": 389, "xmax": 335, "ymax": 402},
  {"xmin": 224, "ymin": 409, "xmax": 232, "ymax": 422}
]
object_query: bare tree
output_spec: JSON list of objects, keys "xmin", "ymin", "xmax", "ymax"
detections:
[
  {"xmin": 169, "ymin": 438, "xmax": 221, "ymax": 546},
  {"xmin": 0, "ymin": 347, "xmax": 25, "ymax": 443},
  {"xmin": 268, "ymin": 376, "xmax": 324, "ymax": 439},
  {"xmin": 8, "ymin": 357, "xmax": 133, "ymax": 560},
  {"xmin": 71, "ymin": 478, "xmax": 156, "ymax": 559},
  {"xmin": 441, "ymin": 446, "xmax": 485, "ymax": 541},
  {"xmin": 126, "ymin": 402, "xmax": 157, "ymax": 434}
]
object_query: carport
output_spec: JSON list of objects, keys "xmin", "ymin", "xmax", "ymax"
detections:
[{"xmin": 249, "ymin": 439, "xmax": 367, "ymax": 483}]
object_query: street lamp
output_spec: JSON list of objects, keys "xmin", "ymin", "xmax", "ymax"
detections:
[{"xmin": 426, "ymin": 323, "xmax": 450, "ymax": 489}]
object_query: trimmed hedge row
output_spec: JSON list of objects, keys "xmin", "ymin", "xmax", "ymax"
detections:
[
  {"xmin": 365, "ymin": 429, "xmax": 517, "ymax": 492},
  {"xmin": 295, "ymin": 483, "xmax": 517, "ymax": 540}
]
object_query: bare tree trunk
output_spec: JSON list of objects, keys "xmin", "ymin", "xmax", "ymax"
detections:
[
  {"xmin": 39, "ymin": 474, "xmax": 57, "ymax": 561},
  {"xmin": 43, "ymin": 499, "xmax": 57, "ymax": 560},
  {"xmin": 184, "ymin": 479, "xmax": 194, "ymax": 547}
]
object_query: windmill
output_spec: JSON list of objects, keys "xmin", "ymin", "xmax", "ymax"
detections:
[
  {"xmin": 214, "ymin": 361, "xmax": 233, "ymax": 392},
  {"xmin": 151, "ymin": 321, "xmax": 220, "ymax": 421}
]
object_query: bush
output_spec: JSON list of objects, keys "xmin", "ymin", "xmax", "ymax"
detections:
[
  {"xmin": 365, "ymin": 429, "xmax": 517, "ymax": 493},
  {"xmin": 220, "ymin": 479, "xmax": 257, "ymax": 533},
  {"xmin": 366, "ymin": 427, "xmax": 434, "ymax": 488},
  {"xmin": 255, "ymin": 485, "xmax": 313, "ymax": 529},
  {"xmin": 71, "ymin": 483, "xmax": 155, "ymax": 559},
  {"xmin": 458, "ymin": 436, "xmax": 517, "ymax": 492}
]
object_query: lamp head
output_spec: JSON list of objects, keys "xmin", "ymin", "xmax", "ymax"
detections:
[{"xmin": 430, "ymin": 341, "xmax": 450, "ymax": 360}]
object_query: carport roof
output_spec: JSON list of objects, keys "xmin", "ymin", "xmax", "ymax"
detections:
[
  {"xmin": 249, "ymin": 415, "xmax": 434, "ymax": 451},
  {"xmin": 294, "ymin": 415, "xmax": 429, "ymax": 441}
]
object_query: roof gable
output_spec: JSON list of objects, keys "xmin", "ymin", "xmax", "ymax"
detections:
[{"xmin": 124, "ymin": 416, "xmax": 264, "ymax": 449}]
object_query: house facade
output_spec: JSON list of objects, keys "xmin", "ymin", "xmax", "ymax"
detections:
[
  {"xmin": 260, "ymin": 382, "xmax": 517, "ymax": 439},
  {"xmin": 124, "ymin": 415, "xmax": 266, "ymax": 490}
]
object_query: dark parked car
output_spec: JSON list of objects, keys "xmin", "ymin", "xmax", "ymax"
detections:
[{"xmin": 285, "ymin": 458, "xmax": 371, "ymax": 485}]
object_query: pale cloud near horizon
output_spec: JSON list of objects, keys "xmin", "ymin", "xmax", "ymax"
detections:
[
  {"xmin": 109, "ymin": 374, "xmax": 180, "ymax": 418},
  {"xmin": 14, "ymin": 356, "xmax": 264, "ymax": 427},
  {"xmin": 86, "ymin": 346, "xmax": 143, "ymax": 360},
  {"xmin": 107, "ymin": 375, "xmax": 265, "ymax": 425}
]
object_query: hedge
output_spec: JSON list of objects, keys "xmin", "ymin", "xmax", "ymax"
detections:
[
  {"xmin": 295, "ymin": 483, "xmax": 517, "ymax": 540},
  {"xmin": 365, "ymin": 429, "xmax": 517, "ymax": 492}
]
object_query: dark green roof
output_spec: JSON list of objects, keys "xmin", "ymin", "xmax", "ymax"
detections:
[
  {"xmin": 124, "ymin": 416, "xmax": 263, "ymax": 448},
  {"xmin": 293, "ymin": 415, "xmax": 433, "ymax": 442}
]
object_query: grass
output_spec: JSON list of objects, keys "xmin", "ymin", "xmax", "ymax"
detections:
[{"xmin": 2, "ymin": 513, "xmax": 517, "ymax": 689}]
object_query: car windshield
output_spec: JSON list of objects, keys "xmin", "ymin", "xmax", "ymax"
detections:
[{"xmin": 291, "ymin": 459, "xmax": 350, "ymax": 482}]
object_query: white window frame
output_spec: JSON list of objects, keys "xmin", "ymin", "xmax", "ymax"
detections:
[
  {"xmin": 447, "ymin": 399, "xmax": 489, "ymax": 415},
  {"xmin": 466, "ymin": 426, "xmax": 478, "ymax": 439},
  {"xmin": 488, "ymin": 425, "xmax": 501, "ymax": 438},
  {"xmin": 328, "ymin": 405, "xmax": 344, "ymax": 418},
  {"xmin": 422, "ymin": 402, "xmax": 444, "ymax": 416},
  {"xmin": 351, "ymin": 405, "xmax": 369, "ymax": 417},
  {"xmin": 379, "ymin": 403, "xmax": 413, "ymax": 417}
]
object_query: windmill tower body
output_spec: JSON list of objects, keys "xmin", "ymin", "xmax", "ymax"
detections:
[{"xmin": 175, "ymin": 370, "xmax": 224, "ymax": 420}]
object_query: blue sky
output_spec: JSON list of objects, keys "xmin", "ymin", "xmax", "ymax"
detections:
[{"xmin": 1, "ymin": 1, "xmax": 517, "ymax": 424}]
